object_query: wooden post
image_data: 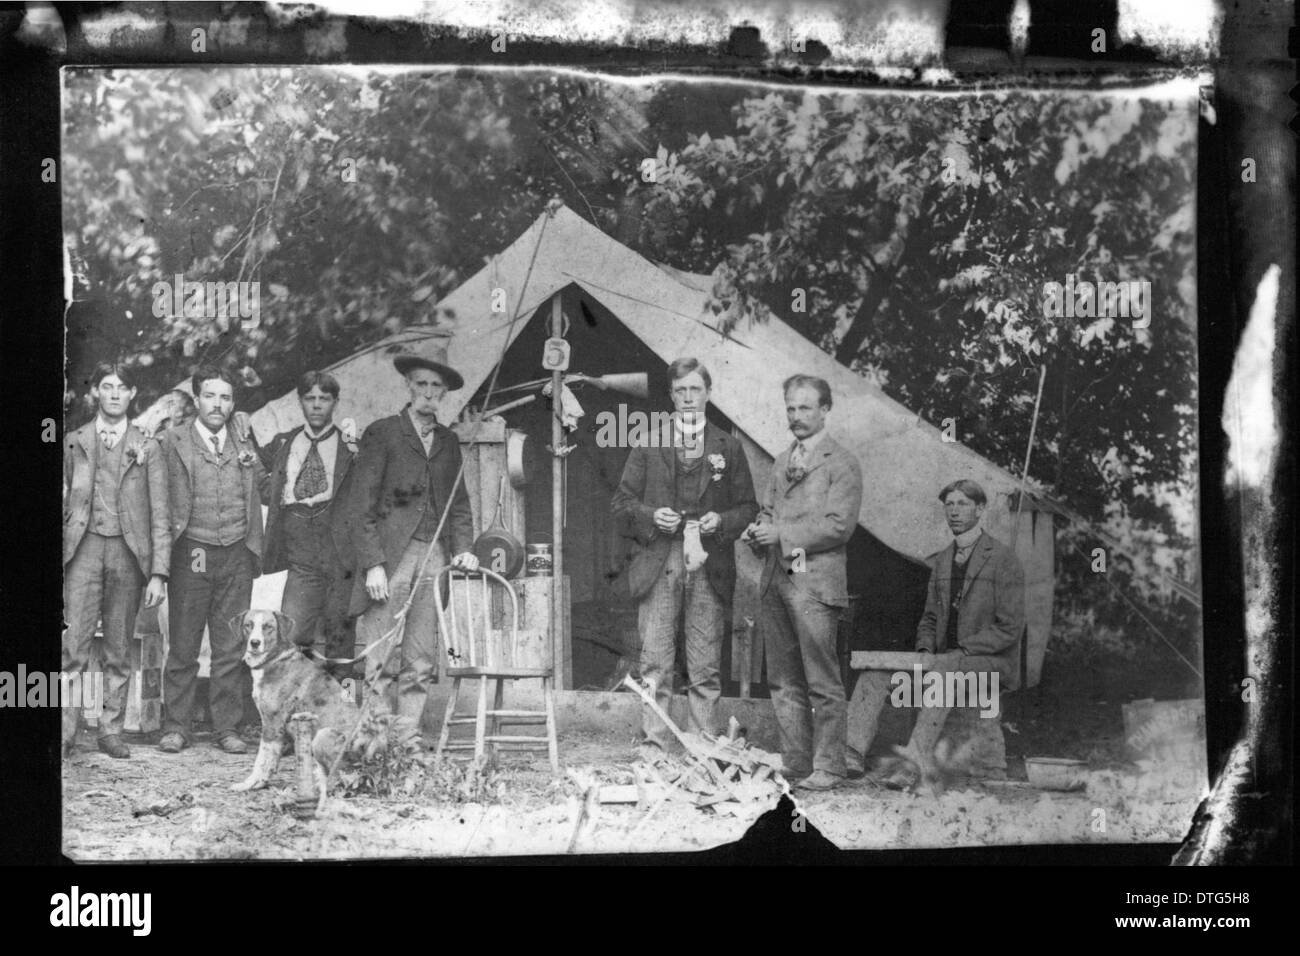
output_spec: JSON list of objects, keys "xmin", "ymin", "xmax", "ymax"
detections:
[{"xmin": 550, "ymin": 294, "xmax": 566, "ymax": 689}]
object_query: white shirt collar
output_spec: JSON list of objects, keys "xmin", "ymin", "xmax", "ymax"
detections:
[
  {"xmin": 95, "ymin": 415, "xmax": 127, "ymax": 440},
  {"xmin": 195, "ymin": 421, "xmax": 229, "ymax": 452},
  {"xmin": 673, "ymin": 415, "xmax": 707, "ymax": 439},
  {"xmin": 795, "ymin": 427, "xmax": 828, "ymax": 454},
  {"xmin": 303, "ymin": 422, "xmax": 336, "ymax": 441},
  {"xmin": 953, "ymin": 525, "xmax": 983, "ymax": 554}
]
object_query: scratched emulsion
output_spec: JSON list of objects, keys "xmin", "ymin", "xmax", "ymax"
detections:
[{"xmin": 1172, "ymin": 266, "xmax": 1283, "ymax": 865}]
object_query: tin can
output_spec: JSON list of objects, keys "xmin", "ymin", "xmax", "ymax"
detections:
[{"xmin": 525, "ymin": 543, "xmax": 553, "ymax": 576}]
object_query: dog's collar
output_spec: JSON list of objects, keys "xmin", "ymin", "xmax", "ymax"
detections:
[{"xmin": 246, "ymin": 644, "xmax": 301, "ymax": 671}]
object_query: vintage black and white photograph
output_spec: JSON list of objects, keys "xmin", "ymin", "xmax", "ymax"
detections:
[{"xmin": 57, "ymin": 60, "xmax": 1206, "ymax": 859}]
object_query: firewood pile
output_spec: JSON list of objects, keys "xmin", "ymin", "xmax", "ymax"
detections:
[{"xmin": 609, "ymin": 675, "xmax": 790, "ymax": 818}]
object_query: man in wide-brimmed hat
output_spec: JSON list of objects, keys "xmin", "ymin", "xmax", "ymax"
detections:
[{"xmin": 345, "ymin": 345, "xmax": 478, "ymax": 731}]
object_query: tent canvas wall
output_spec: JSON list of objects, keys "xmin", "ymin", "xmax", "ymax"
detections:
[{"xmin": 247, "ymin": 206, "xmax": 1057, "ymax": 689}]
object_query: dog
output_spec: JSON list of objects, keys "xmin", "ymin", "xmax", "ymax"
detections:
[{"xmin": 229, "ymin": 609, "xmax": 361, "ymax": 811}]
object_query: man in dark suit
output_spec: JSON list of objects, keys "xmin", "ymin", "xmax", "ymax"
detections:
[
  {"xmin": 157, "ymin": 365, "xmax": 268, "ymax": 755},
  {"xmin": 745, "ymin": 374, "xmax": 863, "ymax": 790},
  {"xmin": 63, "ymin": 362, "xmax": 171, "ymax": 759},
  {"xmin": 612, "ymin": 358, "xmax": 758, "ymax": 755},
  {"xmin": 846, "ymin": 479, "xmax": 1025, "ymax": 787},
  {"xmin": 347, "ymin": 347, "xmax": 479, "ymax": 728},
  {"xmin": 258, "ymin": 371, "xmax": 357, "ymax": 674}
]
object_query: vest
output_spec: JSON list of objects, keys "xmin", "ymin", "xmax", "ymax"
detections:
[
  {"xmin": 90, "ymin": 436, "xmax": 127, "ymax": 536},
  {"xmin": 673, "ymin": 448, "xmax": 705, "ymax": 518},
  {"xmin": 411, "ymin": 444, "xmax": 443, "ymax": 543},
  {"xmin": 942, "ymin": 553, "xmax": 969, "ymax": 652},
  {"xmin": 186, "ymin": 437, "xmax": 249, "ymax": 546}
]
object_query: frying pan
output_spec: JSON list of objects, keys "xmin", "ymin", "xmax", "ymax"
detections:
[{"xmin": 472, "ymin": 476, "xmax": 525, "ymax": 578}]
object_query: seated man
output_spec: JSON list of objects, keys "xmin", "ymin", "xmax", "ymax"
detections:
[{"xmin": 846, "ymin": 479, "xmax": 1025, "ymax": 788}]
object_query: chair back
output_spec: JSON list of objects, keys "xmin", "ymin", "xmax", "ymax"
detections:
[{"xmin": 433, "ymin": 567, "xmax": 522, "ymax": 670}]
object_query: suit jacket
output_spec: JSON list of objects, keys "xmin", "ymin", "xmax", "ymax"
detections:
[
  {"xmin": 159, "ymin": 422, "xmax": 268, "ymax": 567},
  {"xmin": 258, "ymin": 425, "xmax": 356, "ymax": 575},
  {"xmin": 757, "ymin": 433, "xmax": 863, "ymax": 607},
  {"xmin": 915, "ymin": 530, "xmax": 1025, "ymax": 692},
  {"xmin": 345, "ymin": 410, "xmax": 474, "ymax": 617},
  {"xmin": 611, "ymin": 423, "xmax": 758, "ymax": 603},
  {"xmin": 63, "ymin": 422, "xmax": 171, "ymax": 578}
]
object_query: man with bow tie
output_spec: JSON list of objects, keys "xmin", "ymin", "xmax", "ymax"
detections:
[
  {"xmin": 845, "ymin": 479, "xmax": 1025, "ymax": 789},
  {"xmin": 258, "ymin": 371, "xmax": 357, "ymax": 676},
  {"xmin": 612, "ymin": 358, "xmax": 758, "ymax": 758},
  {"xmin": 744, "ymin": 374, "xmax": 863, "ymax": 790},
  {"xmin": 62, "ymin": 363, "xmax": 171, "ymax": 759},
  {"xmin": 157, "ymin": 365, "xmax": 268, "ymax": 755},
  {"xmin": 346, "ymin": 348, "xmax": 479, "ymax": 730}
]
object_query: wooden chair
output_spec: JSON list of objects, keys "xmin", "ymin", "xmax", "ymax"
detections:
[{"xmin": 432, "ymin": 567, "xmax": 559, "ymax": 773}]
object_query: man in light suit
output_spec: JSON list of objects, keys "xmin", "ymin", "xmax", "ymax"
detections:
[
  {"xmin": 258, "ymin": 371, "xmax": 357, "ymax": 674},
  {"xmin": 347, "ymin": 347, "xmax": 479, "ymax": 729},
  {"xmin": 612, "ymin": 358, "xmax": 758, "ymax": 755},
  {"xmin": 746, "ymin": 375, "xmax": 863, "ymax": 790},
  {"xmin": 846, "ymin": 479, "xmax": 1025, "ymax": 787},
  {"xmin": 63, "ymin": 363, "xmax": 170, "ymax": 758},
  {"xmin": 158, "ymin": 365, "xmax": 268, "ymax": 755}
]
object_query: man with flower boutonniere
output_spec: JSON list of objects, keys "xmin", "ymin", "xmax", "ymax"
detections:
[
  {"xmin": 156, "ymin": 365, "xmax": 269, "ymax": 756},
  {"xmin": 612, "ymin": 358, "xmax": 758, "ymax": 760},
  {"xmin": 744, "ymin": 374, "xmax": 863, "ymax": 791},
  {"xmin": 256, "ymin": 371, "xmax": 359, "ymax": 680},
  {"xmin": 63, "ymin": 363, "xmax": 172, "ymax": 760}
]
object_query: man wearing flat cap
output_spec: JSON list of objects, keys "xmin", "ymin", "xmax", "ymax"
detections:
[{"xmin": 346, "ymin": 346, "xmax": 479, "ymax": 729}]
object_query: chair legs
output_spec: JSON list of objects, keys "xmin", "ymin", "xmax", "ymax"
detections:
[
  {"xmin": 543, "ymin": 676, "xmax": 559, "ymax": 775},
  {"xmin": 435, "ymin": 676, "xmax": 561, "ymax": 774},
  {"xmin": 434, "ymin": 677, "xmax": 462, "ymax": 761},
  {"xmin": 491, "ymin": 679, "xmax": 505, "ymax": 766},
  {"xmin": 474, "ymin": 677, "xmax": 489, "ymax": 762}
]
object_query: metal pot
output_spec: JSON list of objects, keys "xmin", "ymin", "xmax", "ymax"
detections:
[{"xmin": 472, "ymin": 477, "xmax": 525, "ymax": 578}]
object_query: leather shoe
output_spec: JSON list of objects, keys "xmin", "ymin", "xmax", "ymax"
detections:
[
  {"xmin": 795, "ymin": 770, "xmax": 843, "ymax": 791},
  {"xmin": 97, "ymin": 735, "xmax": 130, "ymax": 759},
  {"xmin": 158, "ymin": 732, "xmax": 186, "ymax": 754},
  {"xmin": 882, "ymin": 764, "xmax": 920, "ymax": 791},
  {"xmin": 216, "ymin": 733, "xmax": 248, "ymax": 755}
]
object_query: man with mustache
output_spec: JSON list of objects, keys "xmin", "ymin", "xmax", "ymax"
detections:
[
  {"xmin": 347, "ymin": 347, "xmax": 479, "ymax": 730},
  {"xmin": 745, "ymin": 375, "xmax": 863, "ymax": 791},
  {"xmin": 157, "ymin": 365, "xmax": 268, "ymax": 755}
]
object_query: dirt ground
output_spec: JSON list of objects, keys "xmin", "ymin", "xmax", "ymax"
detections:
[
  {"xmin": 62, "ymin": 724, "xmax": 1201, "ymax": 861},
  {"xmin": 61, "ymin": 628, "xmax": 1206, "ymax": 860}
]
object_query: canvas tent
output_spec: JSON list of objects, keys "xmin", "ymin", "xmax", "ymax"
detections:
[{"xmin": 248, "ymin": 205, "xmax": 1057, "ymax": 689}]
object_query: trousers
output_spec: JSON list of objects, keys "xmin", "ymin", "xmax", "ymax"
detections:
[
  {"xmin": 63, "ymin": 532, "xmax": 142, "ymax": 742},
  {"xmin": 636, "ymin": 539, "xmax": 726, "ymax": 751},
  {"xmin": 164, "ymin": 537, "xmax": 254, "ymax": 740},
  {"xmin": 279, "ymin": 506, "xmax": 352, "ymax": 662},
  {"xmin": 763, "ymin": 571, "xmax": 846, "ymax": 777},
  {"xmin": 357, "ymin": 539, "xmax": 447, "ymax": 729}
]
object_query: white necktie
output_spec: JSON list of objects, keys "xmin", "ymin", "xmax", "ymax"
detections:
[{"xmin": 100, "ymin": 430, "xmax": 117, "ymax": 450}]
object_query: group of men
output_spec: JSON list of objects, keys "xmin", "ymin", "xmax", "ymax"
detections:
[
  {"xmin": 612, "ymin": 358, "xmax": 1025, "ymax": 791},
  {"xmin": 64, "ymin": 347, "xmax": 1023, "ymax": 794},
  {"xmin": 62, "ymin": 345, "xmax": 477, "ymax": 760}
]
